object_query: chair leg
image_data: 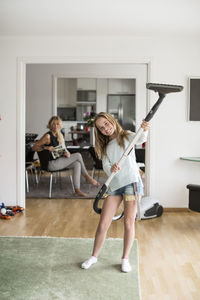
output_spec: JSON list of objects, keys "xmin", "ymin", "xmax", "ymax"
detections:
[
  {"xmin": 26, "ymin": 170, "xmax": 29, "ymax": 192},
  {"xmin": 49, "ymin": 173, "xmax": 53, "ymax": 198},
  {"xmin": 69, "ymin": 175, "xmax": 75, "ymax": 194},
  {"xmin": 33, "ymin": 166, "xmax": 39, "ymax": 184},
  {"xmin": 91, "ymin": 167, "xmax": 95, "ymax": 178},
  {"xmin": 35, "ymin": 171, "xmax": 39, "ymax": 184},
  {"xmin": 88, "ymin": 167, "xmax": 96, "ymax": 193},
  {"xmin": 29, "ymin": 165, "xmax": 39, "ymax": 185},
  {"xmin": 37, "ymin": 168, "xmax": 41, "ymax": 183},
  {"xmin": 58, "ymin": 171, "xmax": 62, "ymax": 189},
  {"xmin": 55, "ymin": 172, "xmax": 58, "ymax": 184},
  {"xmin": 30, "ymin": 167, "xmax": 35, "ymax": 185},
  {"xmin": 31, "ymin": 167, "xmax": 37, "ymax": 185},
  {"xmin": 97, "ymin": 169, "xmax": 101, "ymax": 182}
]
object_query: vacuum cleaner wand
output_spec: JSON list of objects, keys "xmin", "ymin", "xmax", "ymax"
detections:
[
  {"xmin": 145, "ymin": 83, "xmax": 183, "ymax": 122},
  {"xmin": 93, "ymin": 82, "xmax": 183, "ymax": 216}
]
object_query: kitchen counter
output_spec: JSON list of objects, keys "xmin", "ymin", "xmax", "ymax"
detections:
[{"xmin": 68, "ymin": 130, "xmax": 89, "ymax": 134}]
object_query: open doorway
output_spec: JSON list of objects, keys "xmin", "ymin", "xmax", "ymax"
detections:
[{"xmin": 17, "ymin": 60, "xmax": 150, "ymax": 207}]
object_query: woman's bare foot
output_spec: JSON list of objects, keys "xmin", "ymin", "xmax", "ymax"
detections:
[
  {"xmin": 85, "ymin": 175, "xmax": 100, "ymax": 187},
  {"xmin": 74, "ymin": 189, "xmax": 89, "ymax": 197}
]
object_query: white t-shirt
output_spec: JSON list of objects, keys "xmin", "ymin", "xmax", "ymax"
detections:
[{"xmin": 102, "ymin": 131, "xmax": 148, "ymax": 192}]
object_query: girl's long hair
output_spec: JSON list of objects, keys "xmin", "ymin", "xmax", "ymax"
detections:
[
  {"xmin": 94, "ymin": 112, "xmax": 130, "ymax": 159},
  {"xmin": 47, "ymin": 116, "xmax": 64, "ymax": 145}
]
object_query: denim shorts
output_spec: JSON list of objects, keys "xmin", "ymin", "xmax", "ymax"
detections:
[{"xmin": 106, "ymin": 180, "xmax": 143, "ymax": 201}]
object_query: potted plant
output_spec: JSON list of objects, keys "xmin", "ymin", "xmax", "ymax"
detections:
[{"xmin": 83, "ymin": 111, "xmax": 96, "ymax": 129}]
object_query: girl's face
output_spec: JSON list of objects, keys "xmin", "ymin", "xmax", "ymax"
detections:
[
  {"xmin": 95, "ymin": 117, "xmax": 115, "ymax": 138},
  {"xmin": 51, "ymin": 120, "xmax": 61, "ymax": 133}
]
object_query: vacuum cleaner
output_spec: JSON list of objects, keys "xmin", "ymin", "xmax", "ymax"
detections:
[
  {"xmin": 139, "ymin": 196, "xmax": 163, "ymax": 219},
  {"xmin": 93, "ymin": 82, "xmax": 183, "ymax": 220}
]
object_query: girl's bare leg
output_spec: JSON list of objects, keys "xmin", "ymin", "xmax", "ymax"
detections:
[
  {"xmin": 92, "ymin": 195, "xmax": 122, "ymax": 257},
  {"xmin": 120, "ymin": 195, "xmax": 141, "ymax": 272},
  {"xmin": 81, "ymin": 195, "xmax": 122, "ymax": 269},
  {"xmin": 122, "ymin": 195, "xmax": 141, "ymax": 259}
]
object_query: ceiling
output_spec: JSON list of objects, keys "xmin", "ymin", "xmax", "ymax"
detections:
[{"xmin": 0, "ymin": 0, "xmax": 200, "ymax": 37}]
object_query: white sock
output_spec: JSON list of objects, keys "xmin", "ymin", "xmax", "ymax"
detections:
[
  {"xmin": 121, "ymin": 258, "xmax": 132, "ymax": 273},
  {"xmin": 81, "ymin": 256, "xmax": 98, "ymax": 269}
]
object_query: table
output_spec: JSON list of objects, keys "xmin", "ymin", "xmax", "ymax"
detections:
[
  {"xmin": 180, "ymin": 156, "xmax": 200, "ymax": 212},
  {"xmin": 67, "ymin": 145, "xmax": 90, "ymax": 151}
]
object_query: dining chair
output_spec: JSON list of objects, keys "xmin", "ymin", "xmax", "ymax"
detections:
[
  {"xmin": 25, "ymin": 144, "xmax": 39, "ymax": 192},
  {"xmin": 37, "ymin": 150, "xmax": 75, "ymax": 198},
  {"xmin": 135, "ymin": 148, "xmax": 145, "ymax": 174},
  {"xmin": 88, "ymin": 146, "xmax": 103, "ymax": 181}
]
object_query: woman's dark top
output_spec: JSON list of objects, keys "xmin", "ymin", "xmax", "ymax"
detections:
[
  {"xmin": 45, "ymin": 131, "xmax": 59, "ymax": 161},
  {"xmin": 46, "ymin": 131, "xmax": 59, "ymax": 147}
]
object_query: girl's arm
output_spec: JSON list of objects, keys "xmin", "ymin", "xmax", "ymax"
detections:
[
  {"xmin": 133, "ymin": 120, "xmax": 150, "ymax": 145},
  {"xmin": 141, "ymin": 120, "xmax": 150, "ymax": 131},
  {"xmin": 135, "ymin": 131, "xmax": 148, "ymax": 145},
  {"xmin": 110, "ymin": 162, "xmax": 120, "ymax": 173}
]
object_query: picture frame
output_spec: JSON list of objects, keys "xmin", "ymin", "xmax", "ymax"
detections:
[{"xmin": 188, "ymin": 77, "xmax": 200, "ymax": 121}]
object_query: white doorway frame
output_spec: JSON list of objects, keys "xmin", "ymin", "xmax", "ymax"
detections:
[{"xmin": 17, "ymin": 57, "xmax": 151, "ymax": 208}]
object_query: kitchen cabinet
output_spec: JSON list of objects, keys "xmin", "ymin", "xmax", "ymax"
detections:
[
  {"xmin": 96, "ymin": 79, "xmax": 107, "ymax": 112},
  {"xmin": 77, "ymin": 78, "xmax": 97, "ymax": 90},
  {"xmin": 57, "ymin": 78, "xmax": 76, "ymax": 107},
  {"xmin": 108, "ymin": 79, "xmax": 135, "ymax": 94}
]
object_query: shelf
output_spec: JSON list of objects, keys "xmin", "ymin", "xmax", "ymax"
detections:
[
  {"xmin": 180, "ymin": 157, "xmax": 200, "ymax": 162},
  {"xmin": 76, "ymin": 102, "xmax": 96, "ymax": 105}
]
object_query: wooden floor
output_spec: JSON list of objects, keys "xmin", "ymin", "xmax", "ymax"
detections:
[{"xmin": 0, "ymin": 198, "xmax": 200, "ymax": 300}]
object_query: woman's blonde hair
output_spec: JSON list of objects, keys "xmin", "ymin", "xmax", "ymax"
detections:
[
  {"xmin": 47, "ymin": 116, "xmax": 64, "ymax": 145},
  {"xmin": 94, "ymin": 112, "xmax": 130, "ymax": 159}
]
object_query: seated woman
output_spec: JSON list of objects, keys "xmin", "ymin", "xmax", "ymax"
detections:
[{"xmin": 32, "ymin": 116, "xmax": 99, "ymax": 197}]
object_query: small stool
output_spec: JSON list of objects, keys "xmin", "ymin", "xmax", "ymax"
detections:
[{"xmin": 186, "ymin": 184, "xmax": 200, "ymax": 212}]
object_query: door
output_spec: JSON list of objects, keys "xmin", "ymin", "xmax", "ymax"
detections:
[{"xmin": 22, "ymin": 62, "xmax": 148, "ymax": 208}]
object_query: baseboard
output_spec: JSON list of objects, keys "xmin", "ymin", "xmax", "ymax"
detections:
[{"xmin": 164, "ymin": 207, "xmax": 190, "ymax": 212}]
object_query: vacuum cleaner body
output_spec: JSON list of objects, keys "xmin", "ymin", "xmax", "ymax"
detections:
[{"xmin": 140, "ymin": 197, "xmax": 163, "ymax": 219}]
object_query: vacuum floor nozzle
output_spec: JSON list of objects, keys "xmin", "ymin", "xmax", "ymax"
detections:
[{"xmin": 147, "ymin": 83, "xmax": 183, "ymax": 94}]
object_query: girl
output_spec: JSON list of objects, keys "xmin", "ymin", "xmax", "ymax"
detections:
[
  {"xmin": 33, "ymin": 116, "xmax": 99, "ymax": 197},
  {"xmin": 81, "ymin": 112, "xmax": 149, "ymax": 272}
]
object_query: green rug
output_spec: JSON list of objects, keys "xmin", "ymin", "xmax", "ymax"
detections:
[{"xmin": 0, "ymin": 237, "xmax": 141, "ymax": 300}]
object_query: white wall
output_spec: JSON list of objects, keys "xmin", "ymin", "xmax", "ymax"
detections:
[{"xmin": 1, "ymin": 36, "xmax": 200, "ymax": 207}]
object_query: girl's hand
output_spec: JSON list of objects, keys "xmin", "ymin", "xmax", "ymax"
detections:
[
  {"xmin": 111, "ymin": 163, "xmax": 120, "ymax": 173},
  {"xmin": 141, "ymin": 120, "xmax": 150, "ymax": 131},
  {"xmin": 63, "ymin": 151, "xmax": 71, "ymax": 158}
]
